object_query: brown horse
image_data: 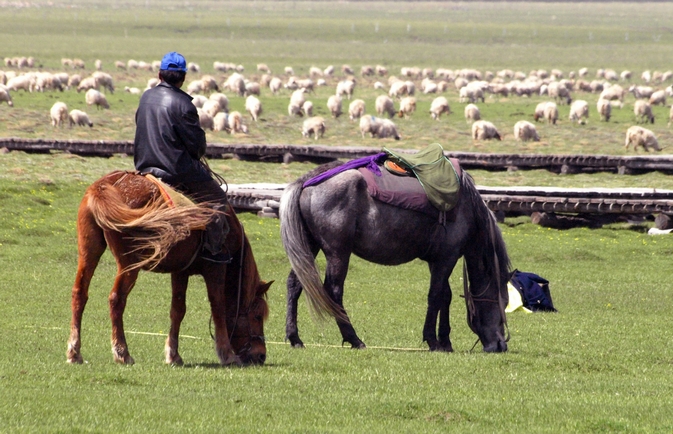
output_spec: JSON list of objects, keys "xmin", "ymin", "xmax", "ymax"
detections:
[{"xmin": 66, "ymin": 171, "xmax": 272, "ymax": 366}]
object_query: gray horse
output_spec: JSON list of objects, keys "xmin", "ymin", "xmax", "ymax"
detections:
[{"xmin": 280, "ymin": 161, "xmax": 511, "ymax": 352}]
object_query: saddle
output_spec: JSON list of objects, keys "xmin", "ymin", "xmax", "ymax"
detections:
[
  {"xmin": 143, "ymin": 174, "xmax": 196, "ymax": 208},
  {"xmin": 382, "ymin": 143, "xmax": 461, "ymax": 213}
]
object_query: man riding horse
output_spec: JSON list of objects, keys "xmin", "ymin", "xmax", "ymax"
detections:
[{"xmin": 133, "ymin": 51, "xmax": 230, "ymax": 263}]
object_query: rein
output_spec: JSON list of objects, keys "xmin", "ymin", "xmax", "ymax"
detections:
[{"xmin": 208, "ymin": 212, "xmax": 265, "ymax": 350}]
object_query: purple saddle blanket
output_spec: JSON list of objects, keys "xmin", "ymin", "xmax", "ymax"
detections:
[
  {"xmin": 357, "ymin": 166, "xmax": 439, "ymax": 219},
  {"xmin": 302, "ymin": 153, "xmax": 460, "ymax": 219}
]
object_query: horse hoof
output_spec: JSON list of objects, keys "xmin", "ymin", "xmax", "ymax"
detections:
[
  {"xmin": 114, "ymin": 354, "xmax": 135, "ymax": 365},
  {"xmin": 67, "ymin": 355, "xmax": 83, "ymax": 364},
  {"xmin": 166, "ymin": 356, "xmax": 184, "ymax": 366},
  {"xmin": 290, "ymin": 342, "xmax": 305, "ymax": 349},
  {"xmin": 351, "ymin": 342, "xmax": 366, "ymax": 350}
]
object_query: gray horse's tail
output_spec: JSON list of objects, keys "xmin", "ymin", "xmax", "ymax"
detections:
[{"xmin": 279, "ymin": 167, "xmax": 345, "ymax": 321}]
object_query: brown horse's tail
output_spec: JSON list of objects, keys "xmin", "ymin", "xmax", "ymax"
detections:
[
  {"xmin": 86, "ymin": 179, "xmax": 218, "ymax": 270},
  {"xmin": 279, "ymin": 168, "xmax": 346, "ymax": 322}
]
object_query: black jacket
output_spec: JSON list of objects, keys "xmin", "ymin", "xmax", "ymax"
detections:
[{"xmin": 134, "ymin": 82, "xmax": 211, "ymax": 184}]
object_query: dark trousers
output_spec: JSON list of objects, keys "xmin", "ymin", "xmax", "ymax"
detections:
[{"xmin": 172, "ymin": 178, "xmax": 230, "ymax": 256}]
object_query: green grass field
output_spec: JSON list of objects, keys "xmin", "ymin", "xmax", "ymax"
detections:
[{"xmin": 3, "ymin": 1, "xmax": 673, "ymax": 432}]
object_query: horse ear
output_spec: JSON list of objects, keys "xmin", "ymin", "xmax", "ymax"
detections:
[{"xmin": 260, "ymin": 280, "xmax": 274, "ymax": 294}]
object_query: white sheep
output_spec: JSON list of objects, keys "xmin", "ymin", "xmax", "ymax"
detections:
[
  {"xmin": 629, "ymin": 85, "xmax": 654, "ymax": 99},
  {"xmin": 376, "ymin": 65, "xmax": 388, "ymax": 76},
  {"xmin": 347, "ymin": 99, "xmax": 365, "ymax": 121},
  {"xmin": 223, "ymin": 73, "xmax": 246, "ymax": 96},
  {"xmin": 124, "ymin": 86, "xmax": 141, "ymax": 95},
  {"xmin": 146, "ymin": 77, "xmax": 160, "ymax": 90},
  {"xmin": 68, "ymin": 109, "xmax": 93, "ymax": 128},
  {"xmin": 422, "ymin": 80, "xmax": 438, "ymax": 94},
  {"xmin": 359, "ymin": 115, "xmax": 401, "ymax": 140},
  {"xmin": 388, "ymin": 81, "xmax": 407, "ymax": 99},
  {"xmin": 284, "ymin": 66, "xmax": 295, "ymax": 76},
  {"xmin": 336, "ymin": 79, "xmax": 356, "ymax": 100},
  {"xmin": 209, "ymin": 93, "xmax": 229, "ymax": 113},
  {"xmin": 569, "ymin": 100, "xmax": 589, "ymax": 124},
  {"xmin": 597, "ymin": 98, "xmax": 612, "ymax": 122},
  {"xmin": 85, "ymin": 89, "xmax": 109, "ymax": 110},
  {"xmin": 620, "ymin": 70, "xmax": 632, "ymax": 81},
  {"xmin": 50, "ymin": 102, "xmax": 68, "ymax": 127},
  {"xmin": 244, "ymin": 95, "xmax": 262, "ymax": 121},
  {"xmin": 288, "ymin": 89, "xmax": 307, "ymax": 116},
  {"xmin": 115, "ymin": 60, "xmax": 126, "ymax": 70},
  {"xmin": 187, "ymin": 62, "xmax": 200, "ymax": 73},
  {"xmin": 309, "ymin": 66, "xmax": 323, "ymax": 78},
  {"xmin": 649, "ymin": 90, "xmax": 666, "ymax": 106},
  {"xmin": 244, "ymin": 82, "xmax": 261, "ymax": 97},
  {"xmin": 404, "ymin": 81, "xmax": 416, "ymax": 96},
  {"xmin": 213, "ymin": 111, "xmax": 248, "ymax": 134},
  {"xmin": 429, "ymin": 96, "xmax": 450, "ymax": 120},
  {"xmin": 599, "ymin": 84, "xmax": 625, "ymax": 107},
  {"xmin": 201, "ymin": 99, "xmax": 221, "ymax": 118},
  {"xmin": 464, "ymin": 103, "xmax": 481, "ymax": 123},
  {"xmin": 257, "ymin": 63, "xmax": 271, "ymax": 74},
  {"xmin": 301, "ymin": 116, "xmax": 326, "ymax": 140},
  {"xmin": 634, "ymin": 100, "xmax": 655, "ymax": 124},
  {"xmin": 326, "ymin": 95, "xmax": 343, "ymax": 118},
  {"xmin": 472, "ymin": 120, "xmax": 502, "ymax": 140},
  {"xmin": 92, "ymin": 71, "xmax": 115, "ymax": 93},
  {"xmin": 458, "ymin": 83, "xmax": 484, "ymax": 103},
  {"xmin": 77, "ymin": 76, "xmax": 98, "ymax": 93},
  {"xmin": 187, "ymin": 80, "xmax": 203, "ymax": 95},
  {"xmin": 191, "ymin": 95, "xmax": 208, "ymax": 109},
  {"xmin": 669, "ymin": 105, "xmax": 673, "ymax": 127},
  {"xmin": 301, "ymin": 101, "xmax": 313, "ymax": 117},
  {"xmin": 7, "ymin": 75, "xmax": 35, "ymax": 92},
  {"xmin": 513, "ymin": 120, "xmax": 540, "ymax": 142},
  {"xmin": 375, "ymin": 95, "xmax": 396, "ymax": 118},
  {"xmin": 199, "ymin": 75, "xmax": 219, "ymax": 93},
  {"xmin": 197, "ymin": 108, "xmax": 214, "ymax": 131},
  {"xmin": 269, "ymin": 77, "xmax": 283, "ymax": 94},
  {"xmin": 0, "ymin": 87, "xmax": 13, "ymax": 106},
  {"xmin": 548, "ymin": 81, "xmax": 572, "ymax": 105},
  {"xmin": 625, "ymin": 126, "xmax": 660, "ymax": 151},
  {"xmin": 398, "ymin": 97, "xmax": 416, "ymax": 118}
]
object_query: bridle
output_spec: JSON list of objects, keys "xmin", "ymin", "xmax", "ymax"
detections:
[{"xmin": 208, "ymin": 213, "xmax": 266, "ymax": 354}]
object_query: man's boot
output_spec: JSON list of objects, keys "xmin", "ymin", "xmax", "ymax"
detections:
[{"xmin": 200, "ymin": 206, "xmax": 231, "ymax": 263}]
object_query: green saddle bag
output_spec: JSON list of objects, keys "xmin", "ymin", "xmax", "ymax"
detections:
[{"xmin": 384, "ymin": 143, "xmax": 460, "ymax": 212}]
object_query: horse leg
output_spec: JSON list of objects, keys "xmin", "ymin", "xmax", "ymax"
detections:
[
  {"xmin": 67, "ymin": 209, "xmax": 107, "ymax": 364},
  {"xmin": 108, "ymin": 267, "xmax": 139, "ymax": 364},
  {"xmin": 324, "ymin": 257, "xmax": 365, "ymax": 349},
  {"xmin": 285, "ymin": 270, "xmax": 305, "ymax": 348},
  {"xmin": 203, "ymin": 267, "xmax": 241, "ymax": 366},
  {"xmin": 423, "ymin": 262, "xmax": 455, "ymax": 352},
  {"xmin": 165, "ymin": 272, "xmax": 189, "ymax": 365}
]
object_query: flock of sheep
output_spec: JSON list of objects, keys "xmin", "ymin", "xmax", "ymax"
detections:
[{"xmin": 1, "ymin": 56, "xmax": 672, "ymax": 152}]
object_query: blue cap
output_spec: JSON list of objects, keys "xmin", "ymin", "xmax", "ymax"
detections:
[{"xmin": 160, "ymin": 51, "xmax": 187, "ymax": 72}]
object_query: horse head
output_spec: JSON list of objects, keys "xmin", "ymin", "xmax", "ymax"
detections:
[{"xmin": 227, "ymin": 280, "xmax": 272, "ymax": 365}]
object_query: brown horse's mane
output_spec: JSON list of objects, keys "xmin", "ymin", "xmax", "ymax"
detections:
[{"xmin": 87, "ymin": 173, "xmax": 220, "ymax": 271}]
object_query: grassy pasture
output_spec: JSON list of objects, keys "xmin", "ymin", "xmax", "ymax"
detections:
[{"xmin": 2, "ymin": 1, "xmax": 673, "ymax": 432}]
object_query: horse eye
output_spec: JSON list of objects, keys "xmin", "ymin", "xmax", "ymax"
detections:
[{"xmin": 254, "ymin": 315, "xmax": 263, "ymax": 322}]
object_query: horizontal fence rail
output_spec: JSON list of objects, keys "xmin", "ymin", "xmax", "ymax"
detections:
[
  {"xmin": 225, "ymin": 183, "xmax": 673, "ymax": 221},
  {"xmin": 2, "ymin": 138, "xmax": 673, "ymax": 174}
]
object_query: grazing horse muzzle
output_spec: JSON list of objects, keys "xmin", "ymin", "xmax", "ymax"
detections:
[{"xmin": 237, "ymin": 335, "xmax": 267, "ymax": 365}]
